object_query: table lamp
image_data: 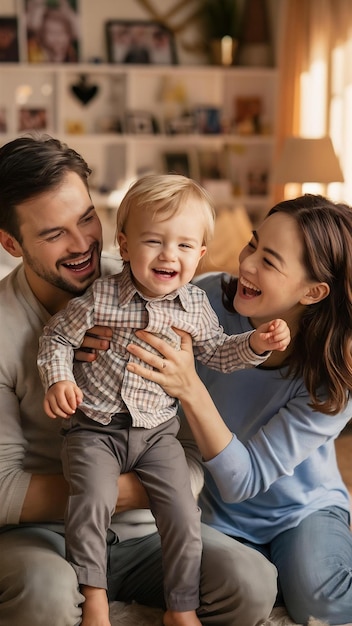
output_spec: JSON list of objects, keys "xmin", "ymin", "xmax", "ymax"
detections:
[{"xmin": 274, "ymin": 136, "xmax": 344, "ymax": 197}]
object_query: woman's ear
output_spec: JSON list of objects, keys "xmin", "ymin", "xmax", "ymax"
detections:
[
  {"xmin": 117, "ymin": 231, "xmax": 129, "ymax": 261},
  {"xmin": 0, "ymin": 231, "xmax": 23, "ymax": 258},
  {"xmin": 300, "ymin": 282, "xmax": 330, "ymax": 305}
]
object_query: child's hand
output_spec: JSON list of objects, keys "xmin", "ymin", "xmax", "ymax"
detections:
[
  {"xmin": 250, "ymin": 319, "xmax": 291, "ymax": 355},
  {"xmin": 43, "ymin": 380, "xmax": 83, "ymax": 419}
]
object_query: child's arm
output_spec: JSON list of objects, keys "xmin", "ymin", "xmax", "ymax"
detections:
[
  {"xmin": 250, "ymin": 319, "xmax": 291, "ymax": 355},
  {"xmin": 44, "ymin": 381, "xmax": 83, "ymax": 419}
]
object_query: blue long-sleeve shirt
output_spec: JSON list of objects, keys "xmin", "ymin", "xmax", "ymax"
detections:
[{"xmin": 192, "ymin": 273, "xmax": 351, "ymax": 544}]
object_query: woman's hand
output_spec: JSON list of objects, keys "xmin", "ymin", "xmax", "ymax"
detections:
[
  {"xmin": 127, "ymin": 329, "xmax": 233, "ymax": 461},
  {"xmin": 126, "ymin": 328, "xmax": 199, "ymax": 402},
  {"xmin": 74, "ymin": 325, "xmax": 112, "ymax": 362}
]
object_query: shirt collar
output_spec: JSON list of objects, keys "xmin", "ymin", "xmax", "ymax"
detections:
[{"xmin": 118, "ymin": 263, "xmax": 192, "ymax": 311}]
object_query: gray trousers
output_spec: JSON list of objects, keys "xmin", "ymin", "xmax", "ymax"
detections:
[
  {"xmin": 61, "ymin": 410, "xmax": 202, "ymax": 612},
  {"xmin": 0, "ymin": 524, "xmax": 277, "ymax": 626}
]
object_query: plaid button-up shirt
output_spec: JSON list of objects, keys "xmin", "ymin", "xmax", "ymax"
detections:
[{"xmin": 38, "ymin": 265, "xmax": 269, "ymax": 428}]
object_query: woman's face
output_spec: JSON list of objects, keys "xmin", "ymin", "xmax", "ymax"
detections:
[{"xmin": 234, "ymin": 211, "xmax": 315, "ymax": 329}]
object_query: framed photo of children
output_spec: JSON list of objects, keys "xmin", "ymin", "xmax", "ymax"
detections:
[
  {"xmin": 0, "ymin": 17, "xmax": 19, "ymax": 62},
  {"xmin": 106, "ymin": 20, "xmax": 177, "ymax": 65},
  {"xmin": 21, "ymin": 0, "xmax": 80, "ymax": 63}
]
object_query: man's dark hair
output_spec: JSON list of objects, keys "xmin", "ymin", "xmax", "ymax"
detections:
[{"xmin": 0, "ymin": 134, "xmax": 91, "ymax": 242}]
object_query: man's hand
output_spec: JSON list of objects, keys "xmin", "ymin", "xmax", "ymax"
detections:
[{"xmin": 74, "ymin": 325, "xmax": 112, "ymax": 362}]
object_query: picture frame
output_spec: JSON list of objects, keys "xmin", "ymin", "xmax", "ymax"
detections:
[
  {"xmin": 234, "ymin": 96, "xmax": 263, "ymax": 134},
  {"xmin": 105, "ymin": 20, "xmax": 177, "ymax": 65},
  {"xmin": 0, "ymin": 17, "xmax": 19, "ymax": 62},
  {"xmin": 125, "ymin": 110, "xmax": 158, "ymax": 134},
  {"xmin": 246, "ymin": 167, "xmax": 269, "ymax": 195},
  {"xmin": 163, "ymin": 149, "xmax": 198, "ymax": 179},
  {"xmin": 0, "ymin": 106, "xmax": 7, "ymax": 132},
  {"xmin": 198, "ymin": 149, "xmax": 227, "ymax": 182},
  {"xmin": 18, "ymin": 106, "xmax": 47, "ymax": 132},
  {"xmin": 22, "ymin": 0, "xmax": 80, "ymax": 63}
]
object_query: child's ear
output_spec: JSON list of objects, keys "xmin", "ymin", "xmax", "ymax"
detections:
[
  {"xmin": 0, "ymin": 230, "xmax": 23, "ymax": 258},
  {"xmin": 199, "ymin": 245, "xmax": 207, "ymax": 259},
  {"xmin": 117, "ymin": 232, "xmax": 129, "ymax": 261},
  {"xmin": 300, "ymin": 282, "xmax": 330, "ymax": 305}
]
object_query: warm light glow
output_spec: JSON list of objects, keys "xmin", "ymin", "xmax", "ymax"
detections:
[
  {"xmin": 300, "ymin": 61, "xmax": 326, "ymax": 136},
  {"xmin": 221, "ymin": 36, "xmax": 233, "ymax": 66},
  {"xmin": 342, "ymin": 84, "xmax": 352, "ymax": 202},
  {"xmin": 15, "ymin": 84, "xmax": 33, "ymax": 105}
]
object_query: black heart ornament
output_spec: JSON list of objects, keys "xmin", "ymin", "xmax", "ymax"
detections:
[{"xmin": 71, "ymin": 75, "xmax": 99, "ymax": 106}]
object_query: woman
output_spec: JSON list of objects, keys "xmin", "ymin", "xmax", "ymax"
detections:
[{"xmin": 126, "ymin": 194, "xmax": 352, "ymax": 625}]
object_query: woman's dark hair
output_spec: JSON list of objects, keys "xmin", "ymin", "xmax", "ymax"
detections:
[
  {"xmin": 222, "ymin": 194, "xmax": 352, "ymax": 415},
  {"xmin": 0, "ymin": 134, "xmax": 91, "ymax": 243}
]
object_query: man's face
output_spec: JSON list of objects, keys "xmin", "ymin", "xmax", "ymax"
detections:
[{"xmin": 15, "ymin": 171, "xmax": 102, "ymax": 313}]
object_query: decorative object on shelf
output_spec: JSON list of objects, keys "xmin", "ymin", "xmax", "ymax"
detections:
[
  {"xmin": 70, "ymin": 74, "xmax": 99, "ymax": 106},
  {"xmin": 0, "ymin": 16, "xmax": 19, "ymax": 62},
  {"xmin": 194, "ymin": 106, "xmax": 222, "ymax": 134},
  {"xmin": 237, "ymin": 0, "xmax": 272, "ymax": 67},
  {"xmin": 105, "ymin": 20, "xmax": 177, "ymax": 65},
  {"xmin": 165, "ymin": 111, "xmax": 196, "ymax": 135},
  {"xmin": 22, "ymin": 0, "xmax": 80, "ymax": 63},
  {"xmin": 125, "ymin": 111, "xmax": 159, "ymax": 134},
  {"xmin": 65, "ymin": 119, "xmax": 85, "ymax": 134},
  {"xmin": 95, "ymin": 115, "xmax": 122, "ymax": 134},
  {"xmin": 199, "ymin": 0, "xmax": 239, "ymax": 65},
  {"xmin": 135, "ymin": 0, "xmax": 206, "ymax": 59},
  {"xmin": 274, "ymin": 135, "xmax": 344, "ymax": 197}
]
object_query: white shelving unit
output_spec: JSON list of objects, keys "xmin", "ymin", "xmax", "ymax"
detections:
[{"xmin": 0, "ymin": 62, "xmax": 277, "ymax": 223}]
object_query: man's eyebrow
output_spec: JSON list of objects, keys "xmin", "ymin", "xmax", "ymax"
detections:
[
  {"xmin": 252, "ymin": 230, "xmax": 285, "ymax": 266},
  {"xmin": 37, "ymin": 205, "xmax": 95, "ymax": 237}
]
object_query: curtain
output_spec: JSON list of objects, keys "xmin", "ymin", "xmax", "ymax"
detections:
[{"xmin": 274, "ymin": 0, "xmax": 352, "ymax": 203}]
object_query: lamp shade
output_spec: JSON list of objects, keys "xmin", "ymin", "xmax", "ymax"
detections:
[{"xmin": 274, "ymin": 136, "xmax": 344, "ymax": 184}]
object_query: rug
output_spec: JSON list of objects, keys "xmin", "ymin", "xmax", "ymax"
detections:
[{"xmin": 108, "ymin": 602, "xmax": 331, "ymax": 626}]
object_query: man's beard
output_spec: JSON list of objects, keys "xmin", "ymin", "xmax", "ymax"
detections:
[{"xmin": 21, "ymin": 243, "xmax": 101, "ymax": 296}]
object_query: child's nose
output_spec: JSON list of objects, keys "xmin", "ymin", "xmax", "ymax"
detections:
[{"xmin": 159, "ymin": 244, "xmax": 177, "ymax": 260}]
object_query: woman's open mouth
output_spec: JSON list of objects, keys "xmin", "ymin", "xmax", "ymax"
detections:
[{"xmin": 239, "ymin": 276, "xmax": 261, "ymax": 297}]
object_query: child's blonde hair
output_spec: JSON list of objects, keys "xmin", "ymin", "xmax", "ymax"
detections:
[{"xmin": 116, "ymin": 174, "xmax": 216, "ymax": 245}]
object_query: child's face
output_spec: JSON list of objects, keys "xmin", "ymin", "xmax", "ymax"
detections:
[{"xmin": 118, "ymin": 200, "xmax": 207, "ymax": 298}]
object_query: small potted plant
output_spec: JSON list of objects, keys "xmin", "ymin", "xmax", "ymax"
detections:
[{"xmin": 200, "ymin": 0, "xmax": 240, "ymax": 65}]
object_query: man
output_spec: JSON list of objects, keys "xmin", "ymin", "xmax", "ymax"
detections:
[{"xmin": 0, "ymin": 134, "xmax": 277, "ymax": 626}]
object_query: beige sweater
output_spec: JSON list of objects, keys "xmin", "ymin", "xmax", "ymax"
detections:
[{"xmin": 0, "ymin": 258, "xmax": 204, "ymax": 540}]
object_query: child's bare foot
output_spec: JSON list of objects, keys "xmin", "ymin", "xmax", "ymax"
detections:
[
  {"xmin": 81, "ymin": 585, "xmax": 111, "ymax": 626},
  {"xmin": 163, "ymin": 609, "xmax": 201, "ymax": 626}
]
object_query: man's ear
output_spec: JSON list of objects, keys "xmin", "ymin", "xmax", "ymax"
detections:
[
  {"xmin": 0, "ymin": 231, "xmax": 23, "ymax": 258},
  {"xmin": 117, "ymin": 231, "xmax": 129, "ymax": 261},
  {"xmin": 300, "ymin": 282, "xmax": 330, "ymax": 305}
]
